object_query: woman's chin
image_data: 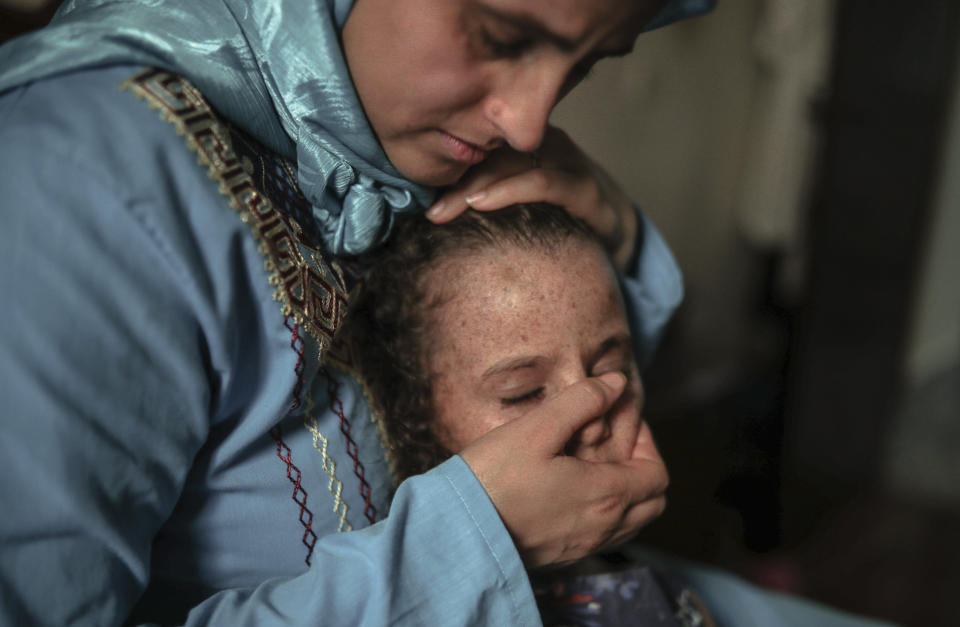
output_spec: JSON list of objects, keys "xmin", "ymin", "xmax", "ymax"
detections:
[
  {"xmin": 387, "ymin": 146, "xmax": 472, "ymax": 188},
  {"xmin": 405, "ymin": 163, "xmax": 469, "ymax": 188}
]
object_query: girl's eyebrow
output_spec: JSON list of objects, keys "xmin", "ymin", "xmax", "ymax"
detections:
[
  {"xmin": 481, "ymin": 356, "xmax": 549, "ymax": 380},
  {"xmin": 587, "ymin": 333, "xmax": 632, "ymax": 366}
]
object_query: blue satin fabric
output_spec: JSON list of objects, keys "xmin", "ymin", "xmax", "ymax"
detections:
[{"xmin": 0, "ymin": 0, "xmax": 714, "ymax": 255}]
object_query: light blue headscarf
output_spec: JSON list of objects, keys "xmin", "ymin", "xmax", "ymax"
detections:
[{"xmin": 0, "ymin": 0, "xmax": 714, "ymax": 255}]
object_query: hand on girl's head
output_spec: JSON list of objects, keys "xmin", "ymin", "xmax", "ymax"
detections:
[
  {"xmin": 426, "ymin": 127, "xmax": 639, "ymax": 271},
  {"xmin": 344, "ymin": 0, "xmax": 650, "ymax": 268}
]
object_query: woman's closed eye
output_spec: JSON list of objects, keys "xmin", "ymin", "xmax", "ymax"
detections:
[
  {"xmin": 480, "ymin": 27, "xmax": 531, "ymax": 58},
  {"xmin": 500, "ymin": 387, "xmax": 545, "ymax": 407}
]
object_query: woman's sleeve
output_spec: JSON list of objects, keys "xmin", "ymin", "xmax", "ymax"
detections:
[
  {"xmin": 0, "ymin": 99, "xmax": 215, "ymax": 624},
  {"xmin": 183, "ymin": 457, "xmax": 539, "ymax": 626},
  {"xmin": 619, "ymin": 210, "xmax": 685, "ymax": 367},
  {"xmin": 0, "ymin": 81, "xmax": 538, "ymax": 626}
]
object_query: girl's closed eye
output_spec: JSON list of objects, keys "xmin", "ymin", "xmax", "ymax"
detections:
[{"xmin": 500, "ymin": 387, "xmax": 545, "ymax": 407}]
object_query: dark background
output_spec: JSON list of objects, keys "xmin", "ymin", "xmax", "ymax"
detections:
[{"xmin": 628, "ymin": 4, "xmax": 960, "ymax": 626}]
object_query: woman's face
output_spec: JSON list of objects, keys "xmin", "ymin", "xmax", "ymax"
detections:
[
  {"xmin": 342, "ymin": 0, "xmax": 664, "ymax": 186},
  {"xmin": 426, "ymin": 240, "xmax": 648, "ymax": 461}
]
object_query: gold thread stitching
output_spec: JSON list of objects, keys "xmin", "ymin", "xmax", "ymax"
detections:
[{"xmin": 302, "ymin": 389, "xmax": 352, "ymax": 532}]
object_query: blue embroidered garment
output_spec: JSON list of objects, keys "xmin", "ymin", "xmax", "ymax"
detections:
[{"xmin": 0, "ymin": 63, "xmax": 537, "ymax": 626}]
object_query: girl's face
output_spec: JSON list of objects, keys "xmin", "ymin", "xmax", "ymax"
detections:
[
  {"xmin": 342, "ymin": 0, "xmax": 664, "ymax": 187},
  {"xmin": 426, "ymin": 240, "xmax": 652, "ymax": 462}
]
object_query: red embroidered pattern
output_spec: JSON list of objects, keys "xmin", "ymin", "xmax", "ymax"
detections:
[
  {"xmin": 270, "ymin": 424, "xmax": 317, "ymax": 566},
  {"xmin": 123, "ymin": 69, "xmax": 377, "ymax": 542},
  {"xmin": 284, "ymin": 315, "xmax": 306, "ymax": 411},
  {"xmin": 321, "ymin": 368, "xmax": 377, "ymax": 524},
  {"xmin": 265, "ymin": 315, "xmax": 316, "ymax": 565}
]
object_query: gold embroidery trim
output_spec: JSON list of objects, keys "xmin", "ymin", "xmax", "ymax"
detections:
[
  {"xmin": 302, "ymin": 389, "xmax": 352, "ymax": 532},
  {"xmin": 120, "ymin": 68, "xmax": 349, "ymax": 360},
  {"xmin": 121, "ymin": 68, "xmax": 355, "ymax": 528}
]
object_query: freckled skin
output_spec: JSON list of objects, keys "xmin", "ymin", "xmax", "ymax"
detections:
[{"xmin": 426, "ymin": 240, "xmax": 648, "ymax": 460}]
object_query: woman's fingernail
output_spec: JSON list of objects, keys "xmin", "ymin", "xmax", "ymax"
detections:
[
  {"xmin": 464, "ymin": 191, "xmax": 486, "ymax": 207},
  {"xmin": 425, "ymin": 201, "xmax": 446, "ymax": 220}
]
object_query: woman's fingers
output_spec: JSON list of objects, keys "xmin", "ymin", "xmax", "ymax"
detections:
[
  {"xmin": 462, "ymin": 167, "xmax": 579, "ymax": 213},
  {"xmin": 528, "ymin": 372, "xmax": 627, "ymax": 454},
  {"xmin": 425, "ymin": 126, "xmax": 638, "ymax": 270},
  {"xmin": 463, "ymin": 371, "xmax": 626, "ymax": 468},
  {"xmin": 428, "ymin": 161, "xmax": 617, "ymax": 249},
  {"xmin": 572, "ymin": 456, "xmax": 669, "ymax": 555},
  {"xmin": 600, "ymin": 486, "xmax": 669, "ymax": 550},
  {"xmin": 426, "ymin": 148, "xmax": 533, "ymax": 223},
  {"xmin": 608, "ymin": 461, "xmax": 670, "ymax": 547}
]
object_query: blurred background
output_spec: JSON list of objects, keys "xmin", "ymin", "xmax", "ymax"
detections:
[
  {"xmin": 3, "ymin": 1, "xmax": 958, "ymax": 625},
  {"xmin": 555, "ymin": 2, "xmax": 959, "ymax": 626}
]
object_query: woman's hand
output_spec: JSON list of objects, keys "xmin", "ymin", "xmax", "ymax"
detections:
[
  {"xmin": 458, "ymin": 372, "xmax": 668, "ymax": 569},
  {"xmin": 567, "ymin": 367, "xmax": 649, "ymax": 465},
  {"xmin": 426, "ymin": 126, "xmax": 639, "ymax": 272}
]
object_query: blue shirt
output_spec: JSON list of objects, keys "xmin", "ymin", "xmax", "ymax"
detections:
[{"xmin": 0, "ymin": 65, "xmax": 554, "ymax": 626}]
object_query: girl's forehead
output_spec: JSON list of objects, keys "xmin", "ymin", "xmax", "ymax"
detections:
[
  {"xmin": 426, "ymin": 239, "xmax": 617, "ymax": 315},
  {"xmin": 436, "ymin": 236, "xmax": 606, "ymax": 272},
  {"xmin": 424, "ymin": 241, "xmax": 629, "ymax": 373}
]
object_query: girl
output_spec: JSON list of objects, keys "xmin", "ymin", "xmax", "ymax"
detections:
[{"xmin": 341, "ymin": 205, "xmax": 896, "ymax": 627}]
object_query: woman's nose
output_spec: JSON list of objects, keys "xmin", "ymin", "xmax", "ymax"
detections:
[{"xmin": 484, "ymin": 64, "xmax": 565, "ymax": 153}]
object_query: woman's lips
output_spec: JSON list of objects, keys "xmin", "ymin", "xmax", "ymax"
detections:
[{"xmin": 441, "ymin": 132, "xmax": 490, "ymax": 165}]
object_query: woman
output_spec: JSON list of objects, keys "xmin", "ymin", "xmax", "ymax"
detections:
[
  {"xmin": 0, "ymin": 0, "xmax": 710, "ymax": 624},
  {"xmin": 341, "ymin": 205, "xmax": 897, "ymax": 627}
]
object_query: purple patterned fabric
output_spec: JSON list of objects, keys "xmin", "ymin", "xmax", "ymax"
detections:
[{"xmin": 533, "ymin": 559, "xmax": 713, "ymax": 627}]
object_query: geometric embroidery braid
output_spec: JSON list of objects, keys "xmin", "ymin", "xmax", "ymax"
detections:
[
  {"xmin": 121, "ymin": 68, "xmax": 350, "ymax": 355},
  {"xmin": 122, "ymin": 68, "xmax": 371, "ymax": 539},
  {"xmin": 320, "ymin": 367, "xmax": 377, "ymax": 524},
  {"xmin": 269, "ymin": 423, "xmax": 317, "ymax": 565}
]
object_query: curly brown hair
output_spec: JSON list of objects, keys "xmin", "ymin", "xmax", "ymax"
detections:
[{"xmin": 340, "ymin": 204, "xmax": 607, "ymax": 482}]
